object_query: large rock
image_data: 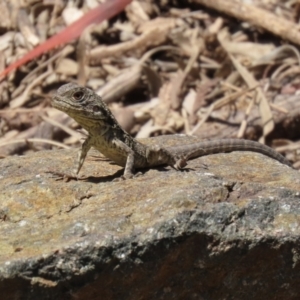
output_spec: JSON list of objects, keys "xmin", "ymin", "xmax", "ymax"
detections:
[{"xmin": 0, "ymin": 135, "xmax": 299, "ymax": 300}]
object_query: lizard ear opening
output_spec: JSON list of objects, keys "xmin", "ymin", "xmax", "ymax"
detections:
[{"xmin": 72, "ymin": 91, "xmax": 84, "ymax": 101}]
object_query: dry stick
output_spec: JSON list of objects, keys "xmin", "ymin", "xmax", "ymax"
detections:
[
  {"xmin": 21, "ymin": 45, "xmax": 74, "ymax": 84},
  {"xmin": 225, "ymin": 83, "xmax": 288, "ymax": 138},
  {"xmin": 193, "ymin": 0, "xmax": 300, "ymax": 45},
  {"xmin": 269, "ymin": 103, "xmax": 288, "ymax": 114},
  {"xmin": 237, "ymin": 94, "xmax": 256, "ymax": 138},
  {"xmin": 253, "ymin": 45, "xmax": 300, "ymax": 67},
  {"xmin": 221, "ymin": 82, "xmax": 257, "ymax": 139},
  {"xmin": 0, "ymin": 107, "xmax": 48, "ymax": 113},
  {"xmin": 219, "ymin": 26, "xmax": 275, "ymax": 143},
  {"xmin": 171, "ymin": 49, "xmax": 200, "ymax": 110},
  {"xmin": 89, "ymin": 23, "xmax": 172, "ymax": 63},
  {"xmin": 271, "ymin": 63, "xmax": 295, "ymax": 80},
  {"xmin": 0, "ymin": 138, "xmax": 70, "ymax": 149},
  {"xmin": 10, "ymin": 68, "xmax": 53, "ymax": 108},
  {"xmin": 276, "ymin": 142, "xmax": 300, "ymax": 153},
  {"xmin": 171, "ymin": 29, "xmax": 202, "ymax": 110},
  {"xmin": 8, "ymin": 46, "xmax": 73, "ymax": 102},
  {"xmin": 97, "ymin": 45, "xmax": 180, "ymax": 103},
  {"xmin": 190, "ymin": 86, "xmax": 257, "ymax": 135},
  {"xmin": 41, "ymin": 115, "xmax": 82, "ymax": 140},
  {"xmin": 231, "ymin": 54, "xmax": 274, "ymax": 144},
  {"xmin": 77, "ymin": 25, "xmax": 94, "ymax": 86},
  {"xmin": 181, "ymin": 107, "xmax": 191, "ymax": 134},
  {"xmin": 221, "ymin": 81, "xmax": 254, "ymax": 96},
  {"xmin": 218, "ymin": 26, "xmax": 274, "ymax": 144},
  {"xmin": 274, "ymin": 66, "xmax": 300, "ymax": 84}
]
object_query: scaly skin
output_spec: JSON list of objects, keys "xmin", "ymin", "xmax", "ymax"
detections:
[{"xmin": 52, "ymin": 83, "xmax": 292, "ymax": 179}]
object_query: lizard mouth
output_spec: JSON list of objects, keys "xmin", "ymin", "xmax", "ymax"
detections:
[{"xmin": 52, "ymin": 96, "xmax": 79, "ymax": 112}]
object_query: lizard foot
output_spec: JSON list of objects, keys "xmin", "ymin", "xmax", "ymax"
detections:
[
  {"xmin": 173, "ymin": 156, "xmax": 188, "ymax": 170},
  {"xmin": 46, "ymin": 170, "xmax": 79, "ymax": 182},
  {"xmin": 113, "ymin": 172, "xmax": 142, "ymax": 182},
  {"xmin": 113, "ymin": 176, "xmax": 131, "ymax": 182}
]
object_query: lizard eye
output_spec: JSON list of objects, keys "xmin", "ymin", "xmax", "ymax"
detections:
[{"xmin": 72, "ymin": 91, "xmax": 84, "ymax": 101}]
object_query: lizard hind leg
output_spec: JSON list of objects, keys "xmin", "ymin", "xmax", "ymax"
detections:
[{"xmin": 146, "ymin": 145, "xmax": 187, "ymax": 170}]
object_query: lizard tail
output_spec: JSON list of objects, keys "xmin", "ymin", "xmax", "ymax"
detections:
[{"xmin": 169, "ymin": 139, "xmax": 293, "ymax": 168}]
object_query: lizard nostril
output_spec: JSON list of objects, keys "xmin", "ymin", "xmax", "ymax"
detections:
[{"xmin": 93, "ymin": 106, "xmax": 101, "ymax": 112}]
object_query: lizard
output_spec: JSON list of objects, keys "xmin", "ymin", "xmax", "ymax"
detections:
[{"xmin": 51, "ymin": 83, "xmax": 293, "ymax": 179}]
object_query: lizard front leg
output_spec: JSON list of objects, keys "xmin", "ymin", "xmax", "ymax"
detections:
[
  {"xmin": 75, "ymin": 136, "xmax": 93, "ymax": 175},
  {"xmin": 47, "ymin": 136, "xmax": 92, "ymax": 181}
]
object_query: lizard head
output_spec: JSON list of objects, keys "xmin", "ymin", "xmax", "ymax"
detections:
[{"xmin": 52, "ymin": 83, "xmax": 120, "ymax": 129}]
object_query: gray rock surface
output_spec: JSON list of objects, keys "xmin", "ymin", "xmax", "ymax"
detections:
[{"xmin": 0, "ymin": 135, "xmax": 299, "ymax": 300}]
